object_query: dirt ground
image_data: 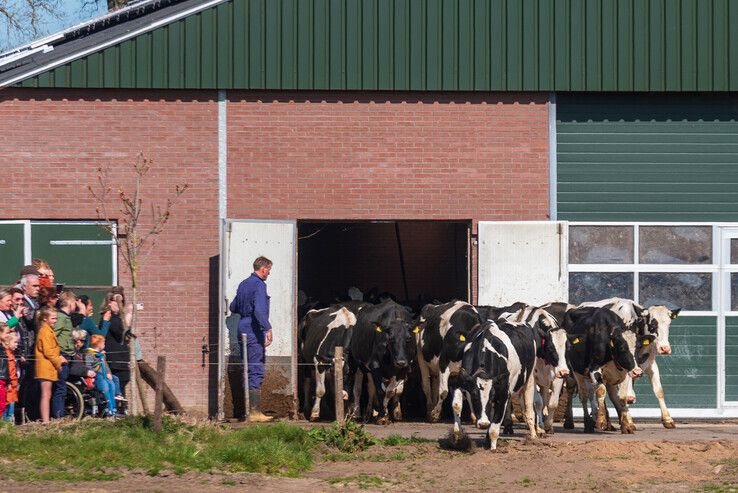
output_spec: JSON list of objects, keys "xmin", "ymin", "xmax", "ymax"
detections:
[{"xmin": 3, "ymin": 421, "xmax": 737, "ymax": 492}]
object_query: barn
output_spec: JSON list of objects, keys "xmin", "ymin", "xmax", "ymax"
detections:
[{"xmin": 1, "ymin": 0, "xmax": 737, "ymax": 420}]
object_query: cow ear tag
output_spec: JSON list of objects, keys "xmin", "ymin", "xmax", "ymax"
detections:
[
  {"xmin": 413, "ymin": 326, "xmax": 420, "ymax": 334},
  {"xmin": 375, "ymin": 325, "xmax": 382, "ymax": 333},
  {"xmin": 571, "ymin": 337, "xmax": 580, "ymax": 345},
  {"xmin": 609, "ymin": 339, "xmax": 615, "ymax": 348},
  {"xmin": 642, "ymin": 339, "xmax": 650, "ymax": 346},
  {"xmin": 459, "ymin": 334, "xmax": 466, "ymax": 342}
]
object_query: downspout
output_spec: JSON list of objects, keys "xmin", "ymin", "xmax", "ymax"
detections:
[
  {"xmin": 549, "ymin": 92, "xmax": 557, "ymax": 221},
  {"xmin": 217, "ymin": 89, "xmax": 227, "ymax": 420}
]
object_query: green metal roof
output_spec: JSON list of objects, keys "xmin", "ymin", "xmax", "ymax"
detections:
[{"xmin": 13, "ymin": 0, "xmax": 738, "ymax": 91}]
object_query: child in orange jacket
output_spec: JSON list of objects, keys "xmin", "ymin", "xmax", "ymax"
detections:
[
  {"xmin": 3, "ymin": 331, "xmax": 19, "ymax": 423},
  {"xmin": 35, "ymin": 307, "xmax": 67, "ymax": 423}
]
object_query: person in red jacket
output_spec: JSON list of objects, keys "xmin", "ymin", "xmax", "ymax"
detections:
[{"xmin": 3, "ymin": 331, "xmax": 19, "ymax": 423}]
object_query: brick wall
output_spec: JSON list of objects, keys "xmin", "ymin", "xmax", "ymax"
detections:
[
  {"xmin": 2, "ymin": 89, "xmax": 219, "ymax": 414},
  {"xmin": 3, "ymin": 88, "xmax": 550, "ymax": 415}
]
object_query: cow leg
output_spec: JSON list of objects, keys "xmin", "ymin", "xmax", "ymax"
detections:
[
  {"xmin": 646, "ymin": 362, "xmax": 675, "ymax": 429},
  {"xmin": 430, "ymin": 366, "xmax": 451, "ymax": 422},
  {"xmin": 487, "ymin": 393, "xmax": 509, "ymax": 451},
  {"xmin": 594, "ymin": 381, "xmax": 608, "ymax": 431},
  {"xmin": 381, "ymin": 377, "xmax": 397, "ymax": 418},
  {"xmin": 311, "ymin": 366, "xmax": 326, "ymax": 421},
  {"xmin": 452, "ymin": 388, "xmax": 464, "ymax": 438},
  {"xmin": 372, "ymin": 373, "xmax": 389, "ymax": 425},
  {"xmin": 417, "ymin": 356, "xmax": 435, "ymax": 421},
  {"xmin": 391, "ymin": 379, "xmax": 405, "ymax": 421},
  {"xmin": 522, "ymin": 376, "xmax": 538, "ymax": 440},
  {"xmin": 348, "ymin": 370, "xmax": 363, "ymax": 420},
  {"xmin": 608, "ymin": 381, "xmax": 635, "ymax": 434},
  {"xmin": 563, "ymin": 376, "xmax": 576, "ymax": 429},
  {"xmin": 501, "ymin": 399, "xmax": 514, "ymax": 435},
  {"xmin": 464, "ymin": 390, "xmax": 477, "ymax": 424},
  {"xmin": 626, "ymin": 375, "xmax": 636, "ymax": 404},
  {"xmin": 544, "ymin": 378, "xmax": 564, "ymax": 434},
  {"xmin": 476, "ymin": 377, "xmax": 492, "ymax": 429},
  {"xmin": 364, "ymin": 375, "xmax": 380, "ymax": 422},
  {"xmin": 301, "ymin": 368, "xmax": 313, "ymax": 420},
  {"xmin": 574, "ymin": 373, "xmax": 594, "ymax": 433}
]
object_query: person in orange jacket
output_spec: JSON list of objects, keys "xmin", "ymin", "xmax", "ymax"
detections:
[
  {"xmin": 3, "ymin": 331, "xmax": 19, "ymax": 423},
  {"xmin": 35, "ymin": 307, "xmax": 67, "ymax": 422}
]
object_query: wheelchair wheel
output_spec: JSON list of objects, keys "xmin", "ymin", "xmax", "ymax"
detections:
[{"xmin": 64, "ymin": 381, "xmax": 84, "ymax": 420}]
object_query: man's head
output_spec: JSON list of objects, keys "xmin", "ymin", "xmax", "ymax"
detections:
[
  {"xmin": 253, "ymin": 256, "xmax": 273, "ymax": 280},
  {"xmin": 9, "ymin": 288, "xmax": 23, "ymax": 309},
  {"xmin": 20, "ymin": 273, "xmax": 40, "ymax": 299},
  {"xmin": 58, "ymin": 290, "xmax": 77, "ymax": 314},
  {"xmin": 32, "ymin": 259, "xmax": 54, "ymax": 288}
]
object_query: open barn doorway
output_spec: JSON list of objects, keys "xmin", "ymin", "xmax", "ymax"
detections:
[{"xmin": 297, "ymin": 220, "xmax": 471, "ymax": 420}]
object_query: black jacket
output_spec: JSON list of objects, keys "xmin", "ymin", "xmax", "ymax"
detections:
[
  {"xmin": 103, "ymin": 315, "xmax": 130, "ymax": 381},
  {"xmin": 0, "ymin": 350, "xmax": 9, "ymax": 382}
]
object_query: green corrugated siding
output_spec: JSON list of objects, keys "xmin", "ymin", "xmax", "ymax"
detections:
[
  {"xmin": 726, "ymin": 317, "xmax": 738, "ymax": 401},
  {"xmin": 16, "ymin": 0, "xmax": 738, "ymax": 90},
  {"xmin": 557, "ymin": 94, "xmax": 738, "ymax": 222},
  {"xmin": 0, "ymin": 224, "xmax": 24, "ymax": 285},
  {"xmin": 631, "ymin": 316, "xmax": 717, "ymax": 409}
]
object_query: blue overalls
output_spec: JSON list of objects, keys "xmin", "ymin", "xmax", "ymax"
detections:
[{"xmin": 229, "ymin": 273, "xmax": 271, "ymax": 390}]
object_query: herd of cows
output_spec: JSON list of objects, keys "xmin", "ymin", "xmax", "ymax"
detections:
[{"xmin": 298, "ymin": 296, "xmax": 680, "ymax": 449}]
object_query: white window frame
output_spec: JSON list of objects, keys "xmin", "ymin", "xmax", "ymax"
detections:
[{"xmin": 569, "ymin": 222, "xmax": 719, "ymax": 316}]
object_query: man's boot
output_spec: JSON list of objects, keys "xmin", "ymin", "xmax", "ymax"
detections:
[{"xmin": 248, "ymin": 389, "xmax": 273, "ymax": 423}]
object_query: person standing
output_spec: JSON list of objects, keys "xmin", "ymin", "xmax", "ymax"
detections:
[
  {"xmin": 51, "ymin": 290, "xmax": 76, "ymax": 419},
  {"xmin": 229, "ymin": 256, "xmax": 274, "ymax": 422}
]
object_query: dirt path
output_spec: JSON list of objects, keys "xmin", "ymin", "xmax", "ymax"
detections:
[{"xmin": 4, "ymin": 422, "xmax": 738, "ymax": 492}]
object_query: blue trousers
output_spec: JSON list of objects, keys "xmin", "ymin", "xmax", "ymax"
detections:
[
  {"xmin": 239, "ymin": 330, "xmax": 265, "ymax": 390},
  {"xmin": 3, "ymin": 402, "xmax": 14, "ymax": 423},
  {"xmin": 51, "ymin": 363, "xmax": 69, "ymax": 419},
  {"xmin": 95, "ymin": 373, "xmax": 121, "ymax": 414}
]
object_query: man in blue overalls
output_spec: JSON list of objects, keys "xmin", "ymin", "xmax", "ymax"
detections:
[{"xmin": 229, "ymin": 256, "xmax": 274, "ymax": 422}]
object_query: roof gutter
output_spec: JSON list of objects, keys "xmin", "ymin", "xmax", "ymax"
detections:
[{"xmin": 1, "ymin": 0, "xmax": 228, "ymax": 89}]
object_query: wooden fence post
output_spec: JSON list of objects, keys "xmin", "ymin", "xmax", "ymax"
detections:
[
  {"xmin": 242, "ymin": 333, "xmax": 250, "ymax": 420},
  {"xmin": 333, "ymin": 346, "xmax": 344, "ymax": 423},
  {"xmin": 153, "ymin": 355, "xmax": 166, "ymax": 432}
]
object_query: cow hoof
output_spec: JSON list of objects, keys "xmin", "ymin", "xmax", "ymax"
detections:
[
  {"xmin": 620, "ymin": 424, "xmax": 635, "ymax": 434},
  {"xmin": 393, "ymin": 408, "xmax": 403, "ymax": 422},
  {"xmin": 536, "ymin": 426, "xmax": 545, "ymax": 436},
  {"xmin": 377, "ymin": 416, "xmax": 389, "ymax": 426},
  {"xmin": 469, "ymin": 413, "xmax": 478, "ymax": 425},
  {"xmin": 476, "ymin": 420, "xmax": 491, "ymax": 430},
  {"xmin": 605, "ymin": 423, "xmax": 617, "ymax": 432},
  {"xmin": 309, "ymin": 413, "xmax": 320, "ymax": 422},
  {"xmin": 627, "ymin": 395, "xmax": 636, "ymax": 404},
  {"xmin": 429, "ymin": 411, "xmax": 441, "ymax": 423},
  {"xmin": 502, "ymin": 426, "xmax": 514, "ymax": 436},
  {"xmin": 595, "ymin": 417, "xmax": 607, "ymax": 431},
  {"xmin": 563, "ymin": 419, "xmax": 574, "ymax": 429},
  {"xmin": 663, "ymin": 419, "xmax": 676, "ymax": 429},
  {"xmin": 544, "ymin": 425, "xmax": 554, "ymax": 435}
]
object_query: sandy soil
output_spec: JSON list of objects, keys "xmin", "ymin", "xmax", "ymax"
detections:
[{"xmin": 2, "ymin": 422, "xmax": 737, "ymax": 492}]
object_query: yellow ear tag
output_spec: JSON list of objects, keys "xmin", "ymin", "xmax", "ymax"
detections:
[
  {"xmin": 413, "ymin": 326, "xmax": 420, "ymax": 334},
  {"xmin": 571, "ymin": 337, "xmax": 580, "ymax": 345},
  {"xmin": 609, "ymin": 340, "xmax": 614, "ymax": 347},
  {"xmin": 459, "ymin": 335, "xmax": 466, "ymax": 342},
  {"xmin": 642, "ymin": 339, "xmax": 650, "ymax": 345},
  {"xmin": 375, "ymin": 325, "xmax": 382, "ymax": 333}
]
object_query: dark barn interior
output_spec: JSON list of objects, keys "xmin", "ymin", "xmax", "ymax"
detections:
[{"xmin": 297, "ymin": 220, "xmax": 470, "ymax": 420}]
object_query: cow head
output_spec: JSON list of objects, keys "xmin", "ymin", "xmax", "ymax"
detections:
[
  {"xmin": 610, "ymin": 328, "xmax": 642, "ymax": 379},
  {"xmin": 644, "ymin": 306, "xmax": 680, "ymax": 355},
  {"xmin": 531, "ymin": 310, "xmax": 569, "ymax": 378},
  {"xmin": 372, "ymin": 311, "xmax": 416, "ymax": 370},
  {"xmin": 442, "ymin": 323, "xmax": 478, "ymax": 364}
]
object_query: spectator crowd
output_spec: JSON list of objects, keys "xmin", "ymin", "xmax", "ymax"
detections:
[{"xmin": 0, "ymin": 259, "xmax": 132, "ymax": 423}]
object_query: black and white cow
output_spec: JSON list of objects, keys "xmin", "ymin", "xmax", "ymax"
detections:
[
  {"xmin": 347, "ymin": 299, "xmax": 417, "ymax": 424},
  {"xmin": 298, "ymin": 301, "xmax": 371, "ymax": 420},
  {"xmin": 579, "ymin": 297, "xmax": 680, "ymax": 428},
  {"xmin": 416, "ymin": 300, "xmax": 481, "ymax": 422},
  {"xmin": 499, "ymin": 304, "xmax": 570, "ymax": 434},
  {"xmin": 564, "ymin": 307, "xmax": 654, "ymax": 433},
  {"xmin": 452, "ymin": 319, "xmax": 539, "ymax": 450}
]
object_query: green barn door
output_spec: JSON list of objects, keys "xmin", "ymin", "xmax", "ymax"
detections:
[
  {"xmin": 30, "ymin": 223, "xmax": 116, "ymax": 312},
  {"xmin": 0, "ymin": 222, "xmax": 26, "ymax": 285},
  {"xmin": 721, "ymin": 228, "xmax": 738, "ymax": 407}
]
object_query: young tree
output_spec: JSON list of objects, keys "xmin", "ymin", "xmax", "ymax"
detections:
[{"xmin": 89, "ymin": 153, "xmax": 188, "ymax": 415}]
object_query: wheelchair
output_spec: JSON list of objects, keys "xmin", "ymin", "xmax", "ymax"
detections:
[{"xmin": 65, "ymin": 377, "xmax": 127, "ymax": 420}]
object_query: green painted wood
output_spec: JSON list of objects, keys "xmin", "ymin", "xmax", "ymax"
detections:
[
  {"xmin": 30, "ymin": 224, "xmax": 114, "ymax": 287},
  {"xmin": 0, "ymin": 224, "xmax": 24, "ymax": 285},
  {"xmin": 15, "ymin": 0, "xmax": 738, "ymax": 91},
  {"xmin": 725, "ymin": 317, "xmax": 738, "ymax": 401},
  {"xmin": 631, "ymin": 317, "xmax": 717, "ymax": 409},
  {"xmin": 557, "ymin": 94, "xmax": 738, "ymax": 222}
]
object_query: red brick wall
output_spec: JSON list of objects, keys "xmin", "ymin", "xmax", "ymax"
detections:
[
  {"xmin": 2, "ymin": 89, "xmax": 219, "ymax": 414},
  {"xmin": 227, "ymin": 92, "xmax": 551, "ymax": 302},
  {"xmin": 3, "ymin": 88, "xmax": 550, "ymax": 414}
]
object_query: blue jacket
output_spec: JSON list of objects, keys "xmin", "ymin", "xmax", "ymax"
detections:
[{"xmin": 229, "ymin": 273, "xmax": 271, "ymax": 335}]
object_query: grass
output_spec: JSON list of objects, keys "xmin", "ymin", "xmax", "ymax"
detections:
[
  {"xmin": 0, "ymin": 417, "xmax": 315, "ymax": 481},
  {"xmin": 327, "ymin": 474, "xmax": 394, "ymax": 489},
  {"xmin": 381, "ymin": 434, "xmax": 434, "ymax": 446}
]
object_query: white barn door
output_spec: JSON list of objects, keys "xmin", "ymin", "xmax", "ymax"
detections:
[
  {"xmin": 478, "ymin": 221, "xmax": 568, "ymax": 306},
  {"xmin": 220, "ymin": 219, "xmax": 296, "ymax": 417}
]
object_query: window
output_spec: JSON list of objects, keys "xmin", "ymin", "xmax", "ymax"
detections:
[
  {"xmin": 569, "ymin": 224, "xmax": 716, "ymax": 312},
  {"xmin": 0, "ymin": 221, "xmax": 116, "ymax": 310}
]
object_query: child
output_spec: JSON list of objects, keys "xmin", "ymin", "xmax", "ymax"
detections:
[
  {"xmin": 35, "ymin": 307, "xmax": 66, "ymax": 423},
  {"xmin": 0, "ymin": 323, "xmax": 9, "ymax": 417},
  {"xmin": 85, "ymin": 335, "xmax": 124, "ymax": 417},
  {"xmin": 68, "ymin": 330, "xmax": 96, "ymax": 389},
  {"xmin": 3, "ymin": 331, "xmax": 19, "ymax": 423}
]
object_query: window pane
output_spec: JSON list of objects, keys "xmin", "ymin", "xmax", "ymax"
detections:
[
  {"xmin": 569, "ymin": 272, "xmax": 634, "ymax": 305},
  {"xmin": 569, "ymin": 226, "xmax": 633, "ymax": 264},
  {"xmin": 732, "ymin": 273, "xmax": 738, "ymax": 311},
  {"xmin": 639, "ymin": 226, "xmax": 712, "ymax": 264},
  {"xmin": 639, "ymin": 272, "xmax": 712, "ymax": 311},
  {"xmin": 731, "ymin": 239, "xmax": 738, "ymax": 264}
]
